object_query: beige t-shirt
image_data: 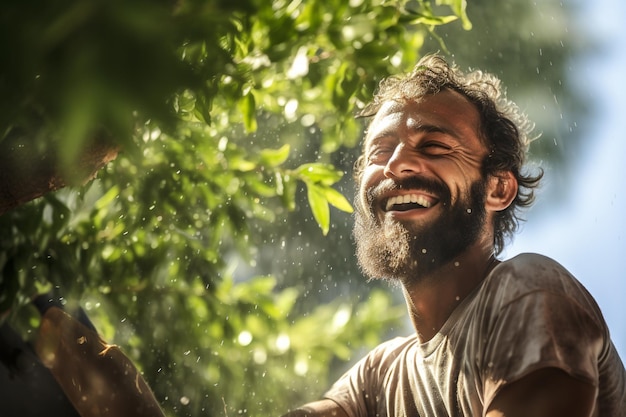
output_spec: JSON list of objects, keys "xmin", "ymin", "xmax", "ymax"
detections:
[{"xmin": 324, "ymin": 253, "xmax": 626, "ymax": 416}]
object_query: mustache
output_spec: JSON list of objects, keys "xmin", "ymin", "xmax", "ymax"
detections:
[{"xmin": 365, "ymin": 176, "xmax": 450, "ymax": 206}]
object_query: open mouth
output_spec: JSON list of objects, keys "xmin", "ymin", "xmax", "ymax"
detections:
[{"xmin": 384, "ymin": 194, "xmax": 435, "ymax": 212}]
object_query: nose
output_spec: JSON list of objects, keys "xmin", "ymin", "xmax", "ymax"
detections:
[{"xmin": 383, "ymin": 144, "xmax": 424, "ymax": 179}]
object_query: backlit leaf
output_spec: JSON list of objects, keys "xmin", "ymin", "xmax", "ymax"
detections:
[{"xmin": 306, "ymin": 183, "xmax": 330, "ymax": 235}]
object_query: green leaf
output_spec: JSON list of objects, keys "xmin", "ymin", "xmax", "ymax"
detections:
[
  {"xmin": 94, "ymin": 185, "xmax": 120, "ymax": 211},
  {"xmin": 229, "ymin": 156, "xmax": 257, "ymax": 172},
  {"xmin": 294, "ymin": 163, "xmax": 343, "ymax": 186},
  {"xmin": 437, "ymin": 0, "xmax": 472, "ymax": 30},
  {"xmin": 321, "ymin": 186, "xmax": 353, "ymax": 213},
  {"xmin": 407, "ymin": 13, "xmax": 459, "ymax": 26},
  {"xmin": 260, "ymin": 144, "xmax": 290, "ymax": 167},
  {"xmin": 176, "ymin": 90, "xmax": 196, "ymax": 113},
  {"xmin": 306, "ymin": 183, "xmax": 330, "ymax": 235},
  {"xmin": 238, "ymin": 91, "xmax": 257, "ymax": 133}
]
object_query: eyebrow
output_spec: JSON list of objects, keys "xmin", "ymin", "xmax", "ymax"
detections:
[
  {"xmin": 367, "ymin": 123, "xmax": 457, "ymax": 144},
  {"xmin": 410, "ymin": 123, "xmax": 456, "ymax": 137}
]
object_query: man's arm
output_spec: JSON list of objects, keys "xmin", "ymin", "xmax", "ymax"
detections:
[
  {"xmin": 486, "ymin": 367, "xmax": 596, "ymax": 417},
  {"xmin": 281, "ymin": 399, "xmax": 349, "ymax": 417}
]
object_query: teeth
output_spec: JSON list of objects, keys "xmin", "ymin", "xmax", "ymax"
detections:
[{"xmin": 385, "ymin": 194, "xmax": 432, "ymax": 211}]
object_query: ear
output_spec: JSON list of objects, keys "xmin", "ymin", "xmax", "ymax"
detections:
[{"xmin": 485, "ymin": 171, "xmax": 517, "ymax": 212}]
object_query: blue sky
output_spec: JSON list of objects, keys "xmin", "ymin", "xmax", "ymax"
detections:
[{"xmin": 506, "ymin": 0, "xmax": 626, "ymax": 358}]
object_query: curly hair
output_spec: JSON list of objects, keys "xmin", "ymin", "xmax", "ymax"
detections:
[{"xmin": 353, "ymin": 54, "xmax": 543, "ymax": 255}]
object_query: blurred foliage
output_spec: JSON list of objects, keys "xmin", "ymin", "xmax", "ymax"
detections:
[{"xmin": 0, "ymin": 0, "xmax": 471, "ymax": 415}]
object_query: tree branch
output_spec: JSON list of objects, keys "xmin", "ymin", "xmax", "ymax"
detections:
[{"xmin": 0, "ymin": 135, "xmax": 119, "ymax": 216}]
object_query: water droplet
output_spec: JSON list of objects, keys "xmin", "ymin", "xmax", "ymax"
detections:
[
  {"xmin": 275, "ymin": 333, "xmax": 291, "ymax": 352},
  {"xmin": 238, "ymin": 331, "xmax": 253, "ymax": 346}
]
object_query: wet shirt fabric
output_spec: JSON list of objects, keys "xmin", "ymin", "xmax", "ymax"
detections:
[{"xmin": 324, "ymin": 253, "xmax": 626, "ymax": 417}]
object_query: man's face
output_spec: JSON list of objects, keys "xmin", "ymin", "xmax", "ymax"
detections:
[{"xmin": 353, "ymin": 90, "xmax": 491, "ymax": 284}]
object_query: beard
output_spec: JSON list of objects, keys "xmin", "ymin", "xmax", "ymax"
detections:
[{"xmin": 353, "ymin": 176, "xmax": 488, "ymax": 285}]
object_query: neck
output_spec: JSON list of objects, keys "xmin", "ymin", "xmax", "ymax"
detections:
[{"xmin": 403, "ymin": 242, "xmax": 498, "ymax": 342}]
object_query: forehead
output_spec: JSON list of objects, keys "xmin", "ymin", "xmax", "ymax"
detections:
[{"xmin": 365, "ymin": 89, "xmax": 483, "ymax": 147}]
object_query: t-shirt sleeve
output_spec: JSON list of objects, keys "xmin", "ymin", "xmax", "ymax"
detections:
[
  {"xmin": 478, "ymin": 255, "xmax": 606, "ymax": 408},
  {"xmin": 323, "ymin": 337, "xmax": 408, "ymax": 417},
  {"xmin": 323, "ymin": 351, "xmax": 378, "ymax": 417}
]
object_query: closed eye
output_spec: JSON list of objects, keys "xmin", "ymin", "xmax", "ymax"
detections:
[
  {"xmin": 366, "ymin": 135, "xmax": 397, "ymax": 164},
  {"xmin": 422, "ymin": 142, "xmax": 452, "ymax": 155},
  {"xmin": 367, "ymin": 147, "xmax": 393, "ymax": 164}
]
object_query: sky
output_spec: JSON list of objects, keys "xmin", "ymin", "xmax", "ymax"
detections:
[{"xmin": 506, "ymin": 0, "xmax": 626, "ymax": 358}]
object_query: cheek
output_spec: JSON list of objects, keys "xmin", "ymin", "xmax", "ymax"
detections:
[
  {"xmin": 358, "ymin": 166, "xmax": 382, "ymax": 210},
  {"xmin": 447, "ymin": 177, "xmax": 478, "ymax": 206},
  {"xmin": 445, "ymin": 159, "xmax": 485, "ymax": 197},
  {"xmin": 447, "ymin": 154, "xmax": 483, "ymax": 176}
]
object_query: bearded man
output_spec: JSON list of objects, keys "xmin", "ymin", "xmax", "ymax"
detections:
[{"xmin": 280, "ymin": 55, "xmax": 626, "ymax": 417}]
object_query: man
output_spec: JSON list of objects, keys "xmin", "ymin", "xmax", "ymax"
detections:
[{"xmin": 281, "ymin": 55, "xmax": 626, "ymax": 416}]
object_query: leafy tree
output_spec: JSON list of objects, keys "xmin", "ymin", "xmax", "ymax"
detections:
[{"xmin": 0, "ymin": 1, "xmax": 471, "ymax": 415}]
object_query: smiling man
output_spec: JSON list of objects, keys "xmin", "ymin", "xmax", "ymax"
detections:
[{"xmin": 280, "ymin": 55, "xmax": 626, "ymax": 417}]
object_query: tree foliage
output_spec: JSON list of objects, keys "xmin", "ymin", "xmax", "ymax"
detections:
[{"xmin": 0, "ymin": 0, "xmax": 472, "ymax": 415}]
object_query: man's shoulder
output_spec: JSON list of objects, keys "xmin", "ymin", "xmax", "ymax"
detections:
[
  {"xmin": 483, "ymin": 252, "xmax": 583, "ymax": 302},
  {"xmin": 493, "ymin": 252, "xmax": 573, "ymax": 285},
  {"xmin": 499, "ymin": 252, "xmax": 565, "ymax": 273}
]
